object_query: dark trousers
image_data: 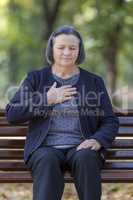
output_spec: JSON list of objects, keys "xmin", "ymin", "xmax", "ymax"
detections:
[{"xmin": 27, "ymin": 146, "xmax": 104, "ymax": 200}]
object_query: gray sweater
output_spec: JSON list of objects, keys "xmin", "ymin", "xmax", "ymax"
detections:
[{"xmin": 42, "ymin": 71, "xmax": 84, "ymax": 149}]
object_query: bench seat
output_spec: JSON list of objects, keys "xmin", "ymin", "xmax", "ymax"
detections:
[{"xmin": 0, "ymin": 109, "xmax": 133, "ymax": 183}]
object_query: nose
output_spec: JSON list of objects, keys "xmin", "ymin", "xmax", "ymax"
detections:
[{"xmin": 63, "ymin": 48, "xmax": 70, "ymax": 55}]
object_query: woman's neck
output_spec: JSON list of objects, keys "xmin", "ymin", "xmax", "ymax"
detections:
[{"xmin": 52, "ymin": 64, "xmax": 79, "ymax": 79}]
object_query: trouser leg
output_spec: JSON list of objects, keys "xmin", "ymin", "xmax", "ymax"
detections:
[
  {"xmin": 66, "ymin": 147, "xmax": 103, "ymax": 200},
  {"xmin": 27, "ymin": 146, "xmax": 66, "ymax": 200}
]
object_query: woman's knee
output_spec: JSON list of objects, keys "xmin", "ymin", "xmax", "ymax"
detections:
[
  {"xmin": 73, "ymin": 148, "xmax": 99, "ymax": 168},
  {"xmin": 28, "ymin": 147, "xmax": 60, "ymax": 171}
]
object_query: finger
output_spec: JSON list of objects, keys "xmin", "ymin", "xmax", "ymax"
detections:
[
  {"xmin": 91, "ymin": 145, "xmax": 97, "ymax": 150},
  {"xmin": 90, "ymin": 146, "xmax": 95, "ymax": 150},
  {"xmin": 76, "ymin": 146, "xmax": 83, "ymax": 151},
  {"xmin": 51, "ymin": 82, "xmax": 57, "ymax": 88},
  {"xmin": 76, "ymin": 141, "xmax": 87, "ymax": 151},
  {"xmin": 76, "ymin": 144, "xmax": 83, "ymax": 150},
  {"xmin": 84, "ymin": 142, "xmax": 93, "ymax": 148},
  {"xmin": 77, "ymin": 146, "xmax": 89, "ymax": 151},
  {"xmin": 65, "ymin": 87, "xmax": 77, "ymax": 92},
  {"xmin": 61, "ymin": 85, "xmax": 72, "ymax": 89},
  {"xmin": 76, "ymin": 143, "xmax": 87, "ymax": 150},
  {"xmin": 65, "ymin": 91, "xmax": 77, "ymax": 96},
  {"xmin": 63, "ymin": 96, "xmax": 73, "ymax": 102}
]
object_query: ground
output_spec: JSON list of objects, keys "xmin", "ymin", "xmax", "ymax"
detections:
[{"xmin": 0, "ymin": 183, "xmax": 133, "ymax": 200}]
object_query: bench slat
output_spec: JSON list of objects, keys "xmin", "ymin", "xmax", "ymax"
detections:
[
  {"xmin": 0, "ymin": 161, "xmax": 133, "ymax": 171},
  {"xmin": 0, "ymin": 170, "xmax": 133, "ymax": 183},
  {"xmin": 0, "ymin": 162, "xmax": 28, "ymax": 170},
  {"xmin": 0, "ymin": 149, "xmax": 133, "ymax": 160},
  {"xmin": 106, "ymin": 150, "xmax": 133, "ymax": 159},
  {"xmin": 118, "ymin": 117, "xmax": 133, "ymax": 126},
  {"xmin": 0, "ymin": 150, "xmax": 24, "ymax": 159},
  {"xmin": 0, "ymin": 172, "xmax": 32, "ymax": 183},
  {"xmin": 0, "ymin": 139, "xmax": 133, "ymax": 148},
  {"xmin": 0, "ymin": 127, "xmax": 28, "ymax": 136},
  {"xmin": 104, "ymin": 162, "xmax": 133, "ymax": 169},
  {"xmin": 118, "ymin": 126, "xmax": 133, "ymax": 135},
  {"xmin": 112, "ymin": 139, "xmax": 133, "ymax": 148},
  {"xmin": 0, "ymin": 117, "xmax": 28, "ymax": 126},
  {"xmin": 101, "ymin": 170, "xmax": 133, "ymax": 183},
  {"xmin": 0, "ymin": 139, "xmax": 24, "ymax": 148}
]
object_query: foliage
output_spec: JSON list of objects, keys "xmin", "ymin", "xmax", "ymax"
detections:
[{"xmin": 0, "ymin": 0, "xmax": 133, "ymax": 108}]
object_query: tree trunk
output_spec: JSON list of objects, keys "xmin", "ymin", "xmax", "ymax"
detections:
[
  {"xmin": 8, "ymin": 0, "xmax": 19, "ymax": 84},
  {"xmin": 8, "ymin": 47, "xmax": 18, "ymax": 84},
  {"xmin": 104, "ymin": 24, "xmax": 121, "ymax": 94},
  {"xmin": 41, "ymin": 0, "xmax": 62, "ymax": 40},
  {"xmin": 103, "ymin": 0, "xmax": 125, "ymax": 95}
]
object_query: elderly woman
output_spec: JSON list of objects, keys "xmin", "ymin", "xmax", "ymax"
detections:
[{"xmin": 6, "ymin": 25, "xmax": 119, "ymax": 200}]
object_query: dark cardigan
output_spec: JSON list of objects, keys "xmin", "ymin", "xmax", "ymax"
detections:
[{"xmin": 5, "ymin": 65, "xmax": 119, "ymax": 164}]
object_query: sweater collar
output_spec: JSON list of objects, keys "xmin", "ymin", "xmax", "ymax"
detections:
[
  {"xmin": 45, "ymin": 65, "xmax": 84, "ymax": 87},
  {"xmin": 44, "ymin": 65, "xmax": 85, "ymax": 107}
]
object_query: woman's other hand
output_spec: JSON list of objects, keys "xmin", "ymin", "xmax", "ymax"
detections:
[
  {"xmin": 47, "ymin": 82, "xmax": 77, "ymax": 105},
  {"xmin": 76, "ymin": 139, "xmax": 101, "ymax": 151}
]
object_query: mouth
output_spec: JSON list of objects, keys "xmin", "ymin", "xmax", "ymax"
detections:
[{"xmin": 62, "ymin": 58, "xmax": 72, "ymax": 60}]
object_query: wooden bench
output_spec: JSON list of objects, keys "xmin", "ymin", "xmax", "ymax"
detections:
[{"xmin": 0, "ymin": 109, "xmax": 133, "ymax": 183}]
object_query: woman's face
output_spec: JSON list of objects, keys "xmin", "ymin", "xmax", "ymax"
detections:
[{"xmin": 53, "ymin": 34, "xmax": 80, "ymax": 68}]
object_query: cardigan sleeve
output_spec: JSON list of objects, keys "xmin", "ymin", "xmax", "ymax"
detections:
[
  {"xmin": 89, "ymin": 76, "xmax": 119, "ymax": 149},
  {"xmin": 5, "ymin": 71, "xmax": 53, "ymax": 124}
]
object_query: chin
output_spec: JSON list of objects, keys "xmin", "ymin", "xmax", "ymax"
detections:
[{"xmin": 60, "ymin": 61, "xmax": 74, "ymax": 67}]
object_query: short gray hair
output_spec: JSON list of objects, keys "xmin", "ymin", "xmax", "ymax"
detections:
[{"xmin": 45, "ymin": 25, "xmax": 85, "ymax": 65}]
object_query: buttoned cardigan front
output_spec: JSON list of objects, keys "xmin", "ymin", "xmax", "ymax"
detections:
[{"xmin": 5, "ymin": 65, "xmax": 119, "ymax": 164}]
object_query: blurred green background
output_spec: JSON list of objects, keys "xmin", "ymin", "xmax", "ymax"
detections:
[
  {"xmin": 0, "ymin": 0, "xmax": 133, "ymax": 109},
  {"xmin": 0, "ymin": 1, "xmax": 133, "ymax": 200}
]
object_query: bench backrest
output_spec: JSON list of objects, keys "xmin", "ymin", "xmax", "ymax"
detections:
[{"xmin": 0, "ymin": 109, "xmax": 133, "ymax": 183}]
